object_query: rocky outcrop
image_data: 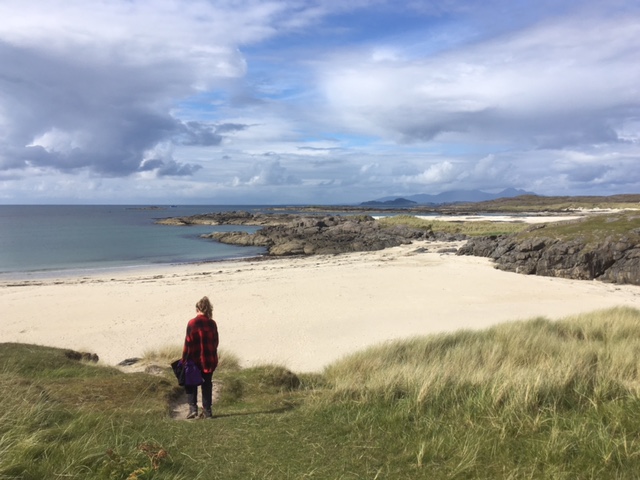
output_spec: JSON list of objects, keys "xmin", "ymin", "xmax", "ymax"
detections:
[
  {"xmin": 203, "ymin": 214, "xmax": 465, "ymax": 256},
  {"xmin": 155, "ymin": 211, "xmax": 299, "ymax": 226},
  {"xmin": 458, "ymin": 232, "xmax": 640, "ymax": 286},
  {"xmin": 65, "ymin": 350, "xmax": 99, "ymax": 362}
]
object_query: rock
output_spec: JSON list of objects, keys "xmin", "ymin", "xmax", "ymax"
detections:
[
  {"xmin": 118, "ymin": 357, "xmax": 142, "ymax": 366},
  {"xmin": 600, "ymin": 248, "xmax": 640, "ymax": 284},
  {"xmin": 205, "ymin": 214, "xmax": 432, "ymax": 256},
  {"xmin": 270, "ymin": 240, "xmax": 306, "ymax": 256},
  {"xmin": 156, "ymin": 211, "xmax": 299, "ymax": 227},
  {"xmin": 145, "ymin": 365, "xmax": 165, "ymax": 375},
  {"xmin": 65, "ymin": 350, "xmax": 99, "ymax": 362},
  {"xmin": 458, "ymin": 232, "xmax": 640, "ymax": 286}
]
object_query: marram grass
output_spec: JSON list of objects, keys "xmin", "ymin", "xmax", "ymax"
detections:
[
  {"xmin": 324, "ymin": 306, "xmax": 640, "ymax": 412},
  {"xmin": 378, "ymin": 214, "xmax": 528, "ymax": 236},
  {"xmin": 3, "ymin": 307, "xmax": 640, "ymax": 479}
]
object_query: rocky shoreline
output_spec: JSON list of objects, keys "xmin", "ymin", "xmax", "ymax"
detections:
[
  {"xmin": 157, "ymin": 210, "xmax": 640, "ymax": 286},
  {"xmin": 457, "ymin": 219, "xmax": 640, "ymax": 286},
  {"xmin": 155, "ymin": 210, "xmax": 301, "ymax": 227},
  {"xmin": 158, "ymin": 211, "xmax": 465, "ymax": 256}
]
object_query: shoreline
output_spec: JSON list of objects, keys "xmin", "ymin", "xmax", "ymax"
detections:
[
  {"xmin": 0, "ymin": 253, "xmax": 271, "ymax": 284},
  {"xmin": 2, "ymin": 239, "xmax": 639, "ymax": 373},
  {"xmin": 0, "ymin": 213, "xmax": 589, "ymax": 282}
]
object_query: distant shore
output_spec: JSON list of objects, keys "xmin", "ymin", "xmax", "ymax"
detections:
[{"xmin": 2, "ymin": 230, "xmax": 639, "ymax": 372}]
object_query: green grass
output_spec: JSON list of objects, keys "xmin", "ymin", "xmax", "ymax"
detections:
[
  {"xmin": 515, "ymin": 211, "xmax": 640, "ymax": 245},
  {"xmin": 379, "ymin": 214, "xmax": 529, "ymax": 237},
  {"xmin": 447, "ymin": 194, "xmax": 640, "ymax": 213},
  {"xmin": 4, "ymin": 307, "xmax": 640, "ymax": 478}
]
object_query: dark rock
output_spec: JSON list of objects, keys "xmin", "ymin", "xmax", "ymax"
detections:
[
  {"xmin": 600, "ymin": 248, "xmax": 640, "ymax": 284},
  {"xmin": 65, "ymin": 350, "xmax": 99, "ymax": 362},
  {"xmin": 156, "ymin": 211, "xmax": 299, "ymax": 226},
  {"xmin": 206, "ymin": 214, "xmax": 431, "ymax": 256},
  {"xmin": 118, "ymin": 357, "xmax": 142, "ymax": 366},
  {"xmin": 458, "ymin": 232, "xmax": 640, "ymax": 286}
]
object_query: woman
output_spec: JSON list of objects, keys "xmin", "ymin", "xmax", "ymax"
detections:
[{"xmin": 182, "ymin": 296, "xmax": 219, "ymax": 419}]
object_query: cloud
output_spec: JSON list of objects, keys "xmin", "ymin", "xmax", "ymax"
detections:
[
  {"xmin": 398, "ymin": 160, "xmax": 459, "ymax": 185},
  {"xmin": 318, "ymin": 9, "xmax": 640, "ymax": 149},
  {"xmin": 232, "ymin": 157, "xmax": 302, "ymax": 187},
  {"xmin": 179, "ymin": 122, "xmax": 249, "ymax": 147},
  {"xmin": 0, "ymin": 0, "xmax": 320, "ymax": 178},
  {"xmin": 1, "ymin": 0, "xmax": 639, "ymax": 204}
]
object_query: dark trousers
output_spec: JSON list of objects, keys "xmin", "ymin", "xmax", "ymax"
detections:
[{"xmin": 185, "ymin": 371, "xmax": 213, "ymax": 410}]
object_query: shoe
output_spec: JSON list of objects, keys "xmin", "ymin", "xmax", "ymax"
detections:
[
  {"xmin": 186, "ymin": 405, "xmax": 198, "ymax": 419},
  {"xmin": 203, "ymin": 408, "xmax": 213, "ymax": 419}
]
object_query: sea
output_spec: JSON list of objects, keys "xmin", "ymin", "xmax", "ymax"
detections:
[{"xmin": 0, "ymin": 205, "xmax": 283, "ymax": 280}]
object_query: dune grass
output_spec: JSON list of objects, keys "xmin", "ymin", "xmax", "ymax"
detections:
[
  {"xmin": 3, "ymin": 307, "xmax": 640, "ymax": 478},
  {"xmin": 515, "ymin": 211, "xmax": 640, "ymax": 245},
  {"xmin": 447, "ymin": 194, "xmax": 640, "ymax": 212},
  {"xmin": 378, "ymin": 214, "xmax": 529, "ymax": 237}
]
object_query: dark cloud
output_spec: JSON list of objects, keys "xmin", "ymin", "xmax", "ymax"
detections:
[
  {"xmin": 565, "ymin": 164, "xmax": 612, "ymax": 183},
  {"xmin": 179, "ymin": 122, "xmax": 249, "ymax": 146},
  {"xmin": 0, "ymin": 39, "xmax": 252, "ymax": 178},
  {"xmin": 0, "ymin": 40, "xmax": 197, "ymax": 175},
  {"xmin": 155, "ymin": 160, "xmax": 203, "ymax": 177}
]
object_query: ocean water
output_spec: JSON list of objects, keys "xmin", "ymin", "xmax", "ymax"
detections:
[{"xmin": 0, "ymin": 205, "xmax": 272, "ymax": 279}]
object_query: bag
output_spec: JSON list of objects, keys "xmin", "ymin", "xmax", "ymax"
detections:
[
  {"xmin": 184, "ymin": 360, "xmax": 204, "ymax": 386},
  {"xmin": 171, "ymin": 359, "xmax": 203, "ymax": 387},
  {"xmin": 171, "ymin": 359, "xmax": 185, "ymax": 386}
]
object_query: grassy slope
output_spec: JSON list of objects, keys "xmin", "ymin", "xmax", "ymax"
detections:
[
  {"xmin": 378, "ymin": 214, "xmax": 529, "ymax": 237},
  {"xmin": 446, "ymin": 194, "xmax": 640, "ymax": 213},
  {"xmin": 3, "ymin": 307, "xmax": 640, "ymax": 478},
  {"xmin": 378, "ymin": 208, "xmax": 640, "ymax": 246},
  {"xmin": 514, "ymin": 211, "xmax": 640, "ymax": 245}
]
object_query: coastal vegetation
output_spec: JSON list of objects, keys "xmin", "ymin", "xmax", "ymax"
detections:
[
  {"xmin": 3, "ymin": 307, "xmax": 640, "ymax": 478},
  {"xmin": 378, "ymin": 214, "xmax": 529, "ymax": 237},
  {"xmin": 270, "ymin": 193, "xmax": 640, "ymax": 214},
  {"xmin": 452, "ymin": 194, "xmax": 640, "ymax": 213},
  {"xmin": 514, "ymin": 210, "xmax": 640, "ymax": 244}
]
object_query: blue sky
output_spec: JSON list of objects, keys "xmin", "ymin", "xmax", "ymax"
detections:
[{"xmin": 1, "ymin": 0, "xmax": 639, "ymax": 204}]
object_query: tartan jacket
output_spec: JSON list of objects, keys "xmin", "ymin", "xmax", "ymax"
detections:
[{"xmin": 182, "ymin": 314, "xmax": 219, "ymax": 373}]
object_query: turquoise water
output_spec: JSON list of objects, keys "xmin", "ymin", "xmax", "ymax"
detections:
[{"xmin": 0, "ymin": 205, "xmax": 270, "ymax": 278}]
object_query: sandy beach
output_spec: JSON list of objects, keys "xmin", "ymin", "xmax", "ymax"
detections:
[{"xmin": 2, "ymin": 232, "xmax": 639, "ymax": 373}]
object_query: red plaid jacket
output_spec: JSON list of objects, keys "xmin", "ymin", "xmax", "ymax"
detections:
[{"xmin": 182, "ymin": 314, "xmax": 219, "ymax": 373}]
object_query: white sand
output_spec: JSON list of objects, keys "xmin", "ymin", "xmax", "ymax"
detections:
[
  {"xmin": 2, "ymin": 240, "xmax": 639, "ymax": 372},
  {"xmin": 417, "ymin": 214, "xmax": 585, "ymax": 223}
]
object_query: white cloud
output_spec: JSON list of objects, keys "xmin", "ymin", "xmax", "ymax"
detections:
[
  {"xmin": 232, "ymin": 158, "xmax": 302, "ymax": 187},
  {"xmin": 318, "ymin": 11, "xmax": 640, "ymax": 147},
  {"xmin": 398, "ymin": 160, "xmax": 459, "ymax": 185}
]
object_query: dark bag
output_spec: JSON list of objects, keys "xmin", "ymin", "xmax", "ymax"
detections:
[
  {"xmin": 171, "ymin": 359, "xmax": 185, "ymax": 386},
  {"xmin": 184, "ymin": 360, "xmax": 204, "ymax": 386},
  {"xmin": 171, "ymin": 359, "xmax": 203, "ymax": 387}
]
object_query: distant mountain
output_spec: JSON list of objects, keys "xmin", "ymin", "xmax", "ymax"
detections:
[
  {"xmin": 360, "ymin": 198, "xmax": 417, "ymax": 207},
  {"xmin": 366, "ymin": 188, "xmax": 535, "ymax": 205}
]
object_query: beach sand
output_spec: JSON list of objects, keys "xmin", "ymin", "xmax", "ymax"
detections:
[{"xmin": 2, "ymin": 236, "xmax": 639, "ymax": 373}]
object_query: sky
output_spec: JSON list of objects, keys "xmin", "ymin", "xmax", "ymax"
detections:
[{"xmin": 1, "ymin": 0, "xmax": 639, "ymax": 205}]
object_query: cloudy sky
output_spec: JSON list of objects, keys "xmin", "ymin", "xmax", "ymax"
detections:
[{"xmin": 1, "ymin": 0, "xmax": 639, "ymax": 204}]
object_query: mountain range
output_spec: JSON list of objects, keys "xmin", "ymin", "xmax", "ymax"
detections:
[{"xmin": 361, "ymin": 188, "xmax": 535, "ymax": 206}]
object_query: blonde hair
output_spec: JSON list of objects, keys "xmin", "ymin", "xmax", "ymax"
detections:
[{"xmin": 196, "ymin": 296, "xmax": 213, "ymax": 319}]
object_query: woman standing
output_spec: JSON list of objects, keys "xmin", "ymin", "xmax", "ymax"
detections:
[{"xmin": 182, "ymin": 296, "xmax": 219, "ymax": 419}]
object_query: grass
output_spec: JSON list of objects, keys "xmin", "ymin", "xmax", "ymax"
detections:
[
  {"xmin": 447, "ymin": 194, "xmax": 640, "ymax": 213},
  {"xmin": 3, "ymin": 307, "xmax": 640, "ymax": 478},
  {"xmin": 378, "ymin": 214, "xmax": 529, "ymax": 237},
  {"xmin": 515, "ymin": 211, "xmax": 640, "ymax": 246}
]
